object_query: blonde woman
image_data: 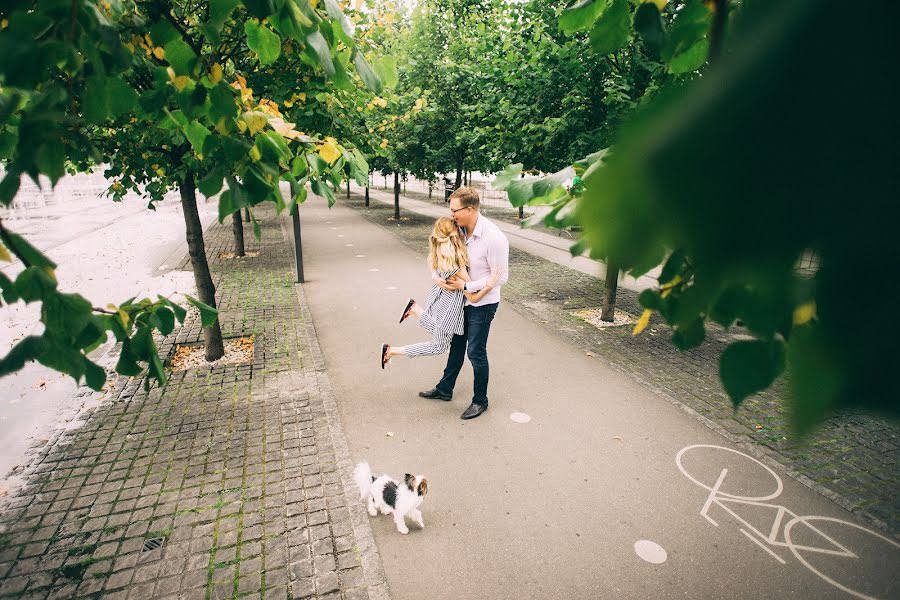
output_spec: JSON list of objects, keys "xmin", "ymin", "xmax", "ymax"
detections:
[{"xmin": 381, "ymin": 217, "xmax": 499, "ymax": 368}]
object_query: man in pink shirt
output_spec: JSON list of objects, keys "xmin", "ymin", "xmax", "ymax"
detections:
[{"xmin": 418, "ymin": 187, "xmax": 510, "ymax": 419}]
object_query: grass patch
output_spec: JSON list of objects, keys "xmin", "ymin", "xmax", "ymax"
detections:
[
  {"xmin": 145, "ymin": 527, "xmax": 172, "ymax": 540},
  {"xmin": 67, "ymin": 542, "xmax": 98, "ymax": 557},
  {"xmin": 55, "ymin": 556, "xmax": 99, "ymax": 582}
]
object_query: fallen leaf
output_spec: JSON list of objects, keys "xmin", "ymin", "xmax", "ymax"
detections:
[
  {"xmin": 612, "ymin": 436, "xmax": 622, "ymax": 441},
  {"xmin": 34, "ymin": 380, "xmax": 48, "ymax": 391},
  {"xmin": 386, "ymin": 431, "xmax": 394, "ymax": 437},
  {"xmin": 586, "ymin": 351, "xmax": 596, "ymax": 357}
]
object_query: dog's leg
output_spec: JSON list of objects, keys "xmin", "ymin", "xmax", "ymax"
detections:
[
  {"xmin": 410, "ymin": 508, "xmax": 425, "ymax": 529},
  {"xmin": 367, "ymin": 494, "xmax": 377, "ymax": 517},
  {"xmin": 393, "ymin": 511, "xmax": 410, "ymax": 535}
]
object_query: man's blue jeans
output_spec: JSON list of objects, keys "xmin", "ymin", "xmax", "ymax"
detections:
[{"xmin": 436, "ymin": 303, "xmax": 499, "ymax": 405}]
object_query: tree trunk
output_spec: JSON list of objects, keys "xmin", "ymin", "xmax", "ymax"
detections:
[
  {"xmin": 231, "ymin": 211, "xmax": 245, "ymax": 257},
  {"xmin": 243, "ymin": 207, "xmax": 250, "ymax": 222},
  {"xmin": 600, "ymin": 264, "xmax": 620, "ymax": 322},
  {"xmin": 346, "ymin": 178, "xmax": 350, "ymax": 199},
  {"xmin": 518, "ymin": 171, "xmax": 525, "ymax": 219},
  {"xmin": 393, "ymin": 172, "xmax": 400, "ymax": 220},
  {"xmin": 179, "ymin": 178, "xmax": 225, "ymax": 361},
  {"xmin": 428, "ymin": 181, "xmax": 433, "ymax": 199},
  {"xmin": 455, "ymin": 160, "xmax": 463, "ymax": 190},
  {"xmin": 365, "ymin": 185, "xmax": 370, "ymax": 207}
]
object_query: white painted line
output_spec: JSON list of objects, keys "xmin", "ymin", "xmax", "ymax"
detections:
[
  {"xmin": 634, "ymin": 540, "xmax": 667, "ymax": 564},
  {"xmin": 740, "ymin": 528, "xmax": 786, "ymax": 564}
]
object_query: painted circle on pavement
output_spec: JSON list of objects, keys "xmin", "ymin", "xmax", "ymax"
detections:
[{"xmin": 634, "ymin": 540, "xmax": 667, "ymax": 564}]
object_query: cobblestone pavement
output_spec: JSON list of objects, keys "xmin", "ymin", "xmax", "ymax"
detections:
[
  {"xmin": 0, "ymin": 206, "xmax": 388, "ymax": 600},
  {"xmin": 355, "ymin": 185, "xmax": 900, "ymax": 537}
]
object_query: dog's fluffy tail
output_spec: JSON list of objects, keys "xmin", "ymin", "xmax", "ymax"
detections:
[{"xmin": 352, "ymin": 461, "xmax": 373, "ymax": 500}]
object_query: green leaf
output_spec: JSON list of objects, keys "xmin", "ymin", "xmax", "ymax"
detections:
[
  {"xmin": 157, "ymin": 296, "xmax": 188, "ymax": 323},
  {"xmin": 82, "ymin": 76, "xmax": 109, "ymax": 124},
  {"xmin": 198, "ymin": 169, "xmax": 225, "ymax": 197},
  {"xmin": 150, "ymin": 306, "xmax": 176, "ymax": 336},
  {"xmin": 306, "ymin": 30, "xmax": 335, "ymax": 75},
  {"xmin": 37, "ymin": 341, "xmax": 85, "ymax": 382},
  {"xmin": 353, "ymin": 51, "xmax": 382, "ymax": 94},
  {"xmin": 203, "ymin": 0, "xmax": 242, "ymax": 40},
  {"xmin": 2, "ymin": 232, "xmax": 56, "ymax": 270},
  {"xmin": 186, "ymin": 294, "xmax": 219, "ymax": 327},
  {"xmin": 41, "ymin": 292, "xmax": 92, "ymax": 339},
  {"xmin": 36, "ymin": 142, "xmax": 66, "ymax": 186},
  {"xmin": 720, "ymin": 339, "xmax": 786, "ymax": 408},
  {"xmin": 633, "ymin": 2, "xmax": 666, "ymax": 51},
  {"xmin": 787, "ymin": 324, "xmax": 842, "ymax": 435},
  {"xmin": 184, "ymin": 121, "xmax": 210, "ymax": 155},
  {"xmin": 373, "ymin": 56, "xmax": 398, "ymax": 89},
  {"xmin": 245, "ymin": 20, "xmax": 282, "ymax": 66},
  {"xmin": 671, "ymin": 316, "xmax": 706, "ymax": 350},
  {"xmin": 15, "ymin": 267, "xmax": 57, "ymax": 302},
  {"xmin": 115, "ymin": 338, "xmax": 143, "ymax": 377},
  {"xmin": 659, "ymin": 250, "xmax": 685, "ymax": 285},
  {"xmin": 668, "ymin": 39, "xmax": 709, "ymax": 74},
  {"xmin": 149, "ymin": 20, "xmax": 179, "ymax": 47},
  {"xmin": 250, "ymin": 211, "xmax": 262, "ymax": 241},
  {"xmin": 0, "ymin": 336, "xmax": 46, "ymax": 377},
  {"xmin": 492, "ymin": 163, "xmax": 523, "ymax": 190},
  {"xmin": 218, "ymin": 187, "xmax": 243, "ymax": 222},
  {"xmin": 209, "ymin": 83, "xmax": 236, "ymax": 121},
  {"xmin": 0, "ymin": 170, "xmax": 21, "ymax": 205},
  {"xmin": 0, "ymin": 271, "xmax": 19, "ymax": 304},
  {"xmin": 588, "ymin": 0, "xmax": 630, "ymax": 55},
  {"xmin": 107, "ymin": 78, "xmax": 137, "ymax": 116},
  {"xmin": 559, "ymin": 0, "xmax": 609, "ymax": 35},
  {"xmin": 638, "ymin": 289, "xmax": 664, "ymax": 311},
  {"xmin": 164, "ymin": 38, "xmax": 198, "ymax": 76},
  {"xmin": 310, "ymin": 178, "xmax": 335, "ymax": 207},
  {"xmin": 83, "ymin": 358, "xmax": 106, "ymax": 391}
]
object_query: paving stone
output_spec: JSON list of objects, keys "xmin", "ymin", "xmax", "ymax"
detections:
[{"xmin": 0, "ymin": 207, "xmax": 386, "ymax": 600}]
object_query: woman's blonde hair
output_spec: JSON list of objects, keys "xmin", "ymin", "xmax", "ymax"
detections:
[{"xmin": 428, "ymin": 217, "xmax": 468, "ymax": 272}]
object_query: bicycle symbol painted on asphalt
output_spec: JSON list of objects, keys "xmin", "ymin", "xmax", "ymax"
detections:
[{"xmin": 676, "ymin": 445, "xmax": 899, "ymax": 600}]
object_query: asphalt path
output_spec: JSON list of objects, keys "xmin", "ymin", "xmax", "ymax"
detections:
[{"xmin": 297, "ymin": 197, "xmax": 898, "ymax": 600}]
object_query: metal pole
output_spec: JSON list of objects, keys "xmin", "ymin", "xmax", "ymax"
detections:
[{"xmin": 292, "ymin": 209, "xmax": 304, "ymax": 283}]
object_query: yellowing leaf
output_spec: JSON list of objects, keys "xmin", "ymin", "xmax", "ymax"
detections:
[
  {"xmin": 309, "ymin": 0, "xmax": 319, "ymax": 8},
  {"xmin": 0, "ymin": 242, "xmax": 11, "ymax": 263},
  {"xmin": 118, "ymin": 309, "xmax": 130, "ymax": 329},
  {"xmin": 153, "ymin": 46, "xmax": 165, "ymax": 60},
  {"xmin": 660, "ymin": 274, "xmax": 682, "ymax": 298},
  {"xmin": 297, "ymin": 92, "xmax": 307, "ymax": 103},
  {"xmin": 642, "ymin": 0, "xmax": 668, "ymax": 9},
  {"xmin": 632, "ymin": 309, "xmax": 652, "ymax": 336},
  {"xmin": 241, "ymin": 111, "xmax": 269, "ymax": 135},
  {"xmin": 793, "ymin": 301, "xmax": 816, "ymax": 325},
  {"xmin": 215, "ymin": 117, "xmax": 230, "ymax": 136},
  {"xmin": 379, "ymin": 139, "xmax": 388, "ymax": 149},
  {"xmin": 249, "ymin": 146, "xmax": 262, "ymax": 162},
  {"xmin": 318, "ymin": 139, "xmax": 341, "ymax": 164},
  {"xmin": 210, "ymin": 63, "xmax": 223, "ymax": 84}
]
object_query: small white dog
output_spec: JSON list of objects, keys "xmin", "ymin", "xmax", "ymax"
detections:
[{"xmin": 352, "ymin": 462, "xmax": 428, "ymax": 534}]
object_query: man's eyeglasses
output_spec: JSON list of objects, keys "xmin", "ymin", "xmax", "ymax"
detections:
[{"xmin": 450, "ymin": 206, "xmax": 469, "ymax": 215}]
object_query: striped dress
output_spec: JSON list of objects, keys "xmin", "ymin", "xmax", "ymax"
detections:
[{"xmin": 404, "ymin": 268, "xmax": 465, "ymax": 358}]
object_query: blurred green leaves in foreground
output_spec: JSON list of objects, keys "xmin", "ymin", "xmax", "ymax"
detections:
[{"xmin": 500, "ymin": 0, "xmax": 899, "ymax": 434}]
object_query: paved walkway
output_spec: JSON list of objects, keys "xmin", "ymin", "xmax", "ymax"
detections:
[
  {"xmin": 0, "ymin": 185, "xmax": 897, "ymax": 600},
  {"xmin": 356, "ymin": 183, "xmax": 900, "ymax": 536},
  {"xmin": 298, "ymin": 192, "xmax": 897, "ymax": 599},
  {"xmin": 0, "ymin": 206, "xmax": 386, "ymax": 599}
]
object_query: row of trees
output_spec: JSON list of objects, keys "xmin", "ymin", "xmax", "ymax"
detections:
[
  {"xmin": 2, "ymin": 0, "xmax": 896, "ymax": 433},
  {"xmin": 0, "ymin": 0, "xmax": 390, "ymax": 389},
  {"xmin": 333, "ymin": 0, "xmax": 898, "ymax": 433}
]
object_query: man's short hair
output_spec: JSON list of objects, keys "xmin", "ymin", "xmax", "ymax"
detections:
[{"xmin": 450, "ymin": 186, "xmax": 480, "ymax": 209}]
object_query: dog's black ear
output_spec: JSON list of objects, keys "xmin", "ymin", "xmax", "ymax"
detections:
[{"xmin": 404, "ymin": 473, "xmax": 415, "ymax": 491}]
